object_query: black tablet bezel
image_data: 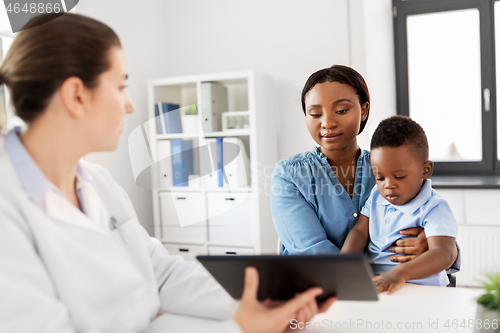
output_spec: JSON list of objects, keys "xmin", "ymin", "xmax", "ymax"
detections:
[{"xmin": 197, "ymin": 254, "xmax": 378, "ymax": 302}]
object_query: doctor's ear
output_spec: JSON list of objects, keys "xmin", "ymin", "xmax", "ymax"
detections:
[
  {"xmin": 422, "ymin": 160, "xmax": 434, "ymax": 179},
  {"xmin": 59, "ymin": 76, "xmax": 88, "ymax": 119}
]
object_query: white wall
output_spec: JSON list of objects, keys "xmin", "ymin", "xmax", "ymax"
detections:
[
  {"xmin": 348, "ymin": 0, "xmax": 397, "ymax": 149},
  {"xmin": 78, "ymin": 0, "xmax": 178, "ymax": 234},
  {"xmin": 78, "ymin": 0, "xmax": 354, "ymax": 233}
]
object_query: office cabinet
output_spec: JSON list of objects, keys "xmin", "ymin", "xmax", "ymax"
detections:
[
  {"xmin": 159, "ymin": 192, "xmax": 207, "ymax": 243},
  {"xmin": 207, "ymin": 192, "xmax": 253, "ymax": 246},
  {"xmin": 147, "ymin": 71, "xmax": 279, "ymax": 259},
  {"xmin": 164, "ymin": 244, "xmax": 207, "ymax": 261}
]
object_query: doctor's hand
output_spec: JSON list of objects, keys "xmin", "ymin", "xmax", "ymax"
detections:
[
  {"xmin": 388, "ymin": 227, "xmax": 428, "ymax": 263},
  {"xmin": 234, "ymin": 267, "xmax": 336, "ymax": 333}
]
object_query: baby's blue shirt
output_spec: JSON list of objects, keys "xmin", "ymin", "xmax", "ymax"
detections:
[{"xmin": 361, "ymin": 179, "xmax": 458, "ymax": 286}]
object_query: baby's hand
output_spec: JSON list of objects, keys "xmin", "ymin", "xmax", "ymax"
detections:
[{"xmin": 372, "ymin": 269, "xmax": 406, "ymax": 295}]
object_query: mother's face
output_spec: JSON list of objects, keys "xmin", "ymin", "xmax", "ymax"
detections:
[
  {"xmin": 85, "ymin": 47, "xmax": 134, "ymax": 152},
  {"xmin": 304, "ymin": 81, "xmax": 368, "ymax": 154}
]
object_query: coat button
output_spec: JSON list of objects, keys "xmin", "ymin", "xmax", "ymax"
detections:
[
  {"xmin": 385, "ymin": 218, "xmax": 391, "ymax": 224},
  {"xmin": 353, "ymin": 213, "xmax": 358, "ymax": 218}
]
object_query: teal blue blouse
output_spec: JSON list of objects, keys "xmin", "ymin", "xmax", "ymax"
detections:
[{"xmin": 271, "ymin": 146, "xmax": 375, "ymax": 254}]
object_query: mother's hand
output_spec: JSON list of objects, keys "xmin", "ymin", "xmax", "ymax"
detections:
[{"xmin": 388, "ymin": 227, "xmax": 428, "ymax": 263}]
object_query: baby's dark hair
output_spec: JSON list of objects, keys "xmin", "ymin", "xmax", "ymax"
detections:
[
  {"xmin": 371, "ymin": 115, "xmax": 429, "ymax": 162},
  {"xmin": 301, "ymin": 65, "xmax": 370, "ymax": 134}
]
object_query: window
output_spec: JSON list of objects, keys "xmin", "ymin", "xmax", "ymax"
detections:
[{"xmin": 393, "ymin": 0, "xmax": 499, "ymax": 175}]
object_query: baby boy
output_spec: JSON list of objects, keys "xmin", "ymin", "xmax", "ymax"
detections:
[{"xmin": 341, "ymin": 115, "xmax": 458, "ymax": 294}]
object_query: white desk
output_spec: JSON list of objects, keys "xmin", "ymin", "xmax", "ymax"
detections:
[
  {"xmin": 143, "ymin": 284, "xmax": 482, "ymax": 333},
  {"xmin": 313, "ymin": 284, "xmax": 482, "ymax": 332}
]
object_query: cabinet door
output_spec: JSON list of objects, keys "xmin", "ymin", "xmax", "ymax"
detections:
[
  {"xmin": 159, "ymin": 192, "xmax": 207, "ymax": 243},
  {"xmin": 207, "ymin": 192, "xmax": 253, "ymax": 246},
  {"xmin": 208, "ymin": 246, "xmax": 255, "ymax": 255},
  {"xmin": 164, "ymin": 243, "xmax": 207, "ymax": 261}
]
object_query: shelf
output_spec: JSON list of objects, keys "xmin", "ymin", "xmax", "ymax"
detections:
[
  {"xmin": 155, "ymin": 129, "xmax": 250, "ymax": 140},
  {"xmin": 203, "ymin": 129, "xmax": 250, "ymax": 137},
  {"xmin": 149, "ymin": 71, "xmax": 278, "ymax": 255},
  {"xmin": 205, "ymin": 187, "xmax": 252, "ymax": 193},
  {"xmin": 157, "ymin": 187, "xmax": 203, "ymax": 192},
  {"xmin": 156, "ymin": 133, "xmax": 200, "ymax": 140},
  {"xmin": 149, "ymin": 71, "xmax": 255, "ymax": 87},
  {"xmin": 431, "ymin": 175, "xmax": 500, "ymax": 189}
]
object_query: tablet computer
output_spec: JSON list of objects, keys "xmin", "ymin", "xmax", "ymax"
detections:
[{"xmin": 197, "ymin": 254, "xmax": 378, "ymax": 302}]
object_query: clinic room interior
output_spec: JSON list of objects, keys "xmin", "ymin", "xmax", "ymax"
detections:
[{"xmin": 1, "ymin": 0, "xmax": 500, "ymax": 332}]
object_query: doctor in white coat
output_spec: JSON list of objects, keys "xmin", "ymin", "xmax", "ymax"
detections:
[{"xmin": 0, "ymin": 13, "xmax": 335, "ymax": 333}]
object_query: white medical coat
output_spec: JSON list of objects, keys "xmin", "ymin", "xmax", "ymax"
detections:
[{"xmin": 0, "ymin": 134, "xmax": 242, "ymax": 333}]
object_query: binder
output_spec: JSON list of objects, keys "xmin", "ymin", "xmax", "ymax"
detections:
[
  {"xmin": 156, "ymin": 102, "xmax": 167, "ymax": 134},
  {"xmin": 156, "ymin": 140, "xmax": 173, "ymax": 189},
  {"xmin": 200, "ymin": 82, "xmax": 228, "ymax": 133},
  {"xmin": 171, "ymin": 140, "xmax": 194, "ymax": 187},
  {"xmin": 162, "ymin": 103, "xmax": 182, "ymax": 134},
  {"xmin": 223, "ymin": 137, "xmax": 250, "ymax": 188},
  {"xmin": 154, "ymin": 103, "xmax": 163, "ymax": 134},
  {"xmin": 200, "ymin": 138, "xmax": 219, "ymax": 188},
  {"xmin": 216, "ymin": 137, "xmax": 224, "ymax": 187}
]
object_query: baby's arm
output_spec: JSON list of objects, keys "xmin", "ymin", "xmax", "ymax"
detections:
[
  {"xmin": 375, "ymin": 236, "xmax": 457, "ymax": 294},
  {"xmin": 340, "ymin": 214, "xmax": 370, "ymax": 253}
]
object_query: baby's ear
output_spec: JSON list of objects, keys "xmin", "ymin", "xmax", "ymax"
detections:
[{"xmin": 423, "ymin": 160, "xmax": 434, "ymax": 179}]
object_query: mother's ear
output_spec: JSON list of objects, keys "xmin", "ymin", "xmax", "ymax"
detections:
[
  {"xmin": 423, "ymin": 160, "xmax": 434, "ymax": 179},
  {"xmin": 361, "ymin": 101, "xmax": 370, "ymax": 121}
]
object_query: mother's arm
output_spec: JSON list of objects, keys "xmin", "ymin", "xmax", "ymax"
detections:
[
  {"xmin": 389, "ymin": 227, "xmax": 461, "ymax": 273},
  {"xmin": 271, "ymin": 175, "xmax": 340, "ymax": 254}
]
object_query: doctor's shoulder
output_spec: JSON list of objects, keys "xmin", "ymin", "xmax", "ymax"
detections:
[
  {"xmin": 0, "ymin": 137, "xmax": 33, "ymax": 235},
  {"xmin": 0, "ymin": 135, "xmax": 24, "ymax": 194}
]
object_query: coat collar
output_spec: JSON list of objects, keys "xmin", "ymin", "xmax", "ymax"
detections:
[
  {"xmin": 5, "ymin": 127, "xmax": 109, "ymax": 233},
  {"xmin": 376, "ymin": 179, "xmax": 433, "ymax": 215},
  {"xmin": 5, "ymin": 127, "xmax": 92, "ymax": 202},
  {"xmin": 43, "ymin": 184, "xmax": 110, "ymax": 234},
  {"xmin": 5, "ymin": 127, "xmax": 51, "ymax": 203}
]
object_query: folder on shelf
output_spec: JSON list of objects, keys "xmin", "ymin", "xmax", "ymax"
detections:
[
  {"xmin": 162, "ymin": 103, "xmax": 182, "ymax": 134},
  {"xmin": 154, "ymin": 103, "xmax": 163, "ymax": 134},
  {"xmin": 223, "ymin": 137, "xmax": 250, "ymax": 188},
  {"xmin": 171, "ymin": 140, "xmax": 194, "ymax": 187},
  {"xmin": 200, "ymin": 82, "xmax": 228, "ymax": 133},
  {"xmin": 200, "ymin": 138, "xmax": 219, "ymax": 188},
  {"xmin": 156, "ymin": 140, "xmax": 173, "ymax": 189}
]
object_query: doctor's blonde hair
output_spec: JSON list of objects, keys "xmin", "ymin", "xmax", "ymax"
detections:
[{"xmin": 0, "ymin": 13, "xmax": 121, "ymax": 130}]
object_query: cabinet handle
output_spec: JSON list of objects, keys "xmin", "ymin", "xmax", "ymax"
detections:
[
  {"xmin": 226, "ymin": 251, "xmax": 237, "ymax": 255},
  {"xmin": 225, "ymin": 198, "xmax": 235, "ymax": 201},
  {"xmin": 176, "ymin": 197, "xmax": 187, "ymax": 200},
  {"xmin": 484, "ymin": 88, "xmax": 491, "ymax": 112},
  {"xmin": 179, "ymin": 248, "xmax": 189, "ymax": 252}
]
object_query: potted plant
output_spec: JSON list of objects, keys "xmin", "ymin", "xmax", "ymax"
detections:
[
  {"xmin": 475, "ymin": 273, "xmax": 500, "ymax": 333},
  {"xmin": 181, "ymin": 104, "xmax": 200, "ymax": 134}
]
